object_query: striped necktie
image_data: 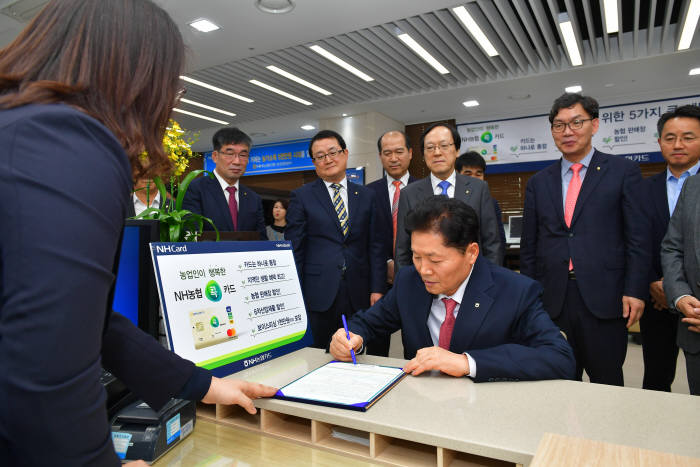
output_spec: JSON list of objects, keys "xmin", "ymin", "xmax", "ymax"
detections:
[{"xmin": 331, "ymin": 183, "xmax": 349, "ymax": 237}]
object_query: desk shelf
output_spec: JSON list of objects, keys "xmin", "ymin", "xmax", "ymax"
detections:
[{"xmin": 196, "ymin": 403, "xmax": 518, "ymax": 466}]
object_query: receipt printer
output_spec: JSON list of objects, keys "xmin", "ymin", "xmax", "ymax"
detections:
[{"xmin": 110, "ymin": 398, "xmax": 196, "ymax": 462}]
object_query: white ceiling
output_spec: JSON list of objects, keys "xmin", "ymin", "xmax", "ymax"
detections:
[{"xmin": 1, "ymin": 0, "xmax": 699, "ymax": 152}]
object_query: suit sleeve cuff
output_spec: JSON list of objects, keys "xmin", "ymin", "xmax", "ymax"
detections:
[
  {"xmin": 674, "ymin": 294, "xmax": 691, "ymax": 309},
  {"xmin": 176, "ymin": 366, "xmax": 212, "ymax": 401}
]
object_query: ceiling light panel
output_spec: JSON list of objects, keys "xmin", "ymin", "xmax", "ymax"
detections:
[
  {"xmin": 690, "ymin": 67, "xmax": 700, "ymax": 75},
  {"xmin": 189, "ymin": 19, "xmax": 220, "ymax": 32},
  {"xmin": 558, "ymin": 14, "xmax": 582, "ymax": 66},
  {"xmin": 678, "ymin": 0, "xmax": 700, "ymax": 50},
  {"xmin": 398, "ymin": 33, "xmax": 450, "ymax": 74},
  {"xmin": 266, "ymin": 65, "xmax": 332, "ymax": 95},
  {"xmin": 452, "ymin": 6, "xmax": 498, "ymax": 57},
  {"xmin": 565, "ymin": 85, "xmax": 582, "ymax": 93},
  {"xmin": 179, "ymin": 98, "xmax": 236, "ymax": 116},
  {"xmin": 309, "ymin": 45, "xmax": 375, "ymax": 82},
  {"xmin": 249, "ymin": 80, "xmax": 313, "ymax": 105},
  {"xmin": 602, "ymin": 0, "xmax": 619, "ymax": 34},
  {"xmin": 463, "ymin": 100, "xmax": 479, "ymax": 107},
  {"xmin": 180, "ymin": 76, "xmax": 254, "ymax": 103},
  {"xmin": 173, "ymin": 108, "xmax": 229, "ymax": 125}
]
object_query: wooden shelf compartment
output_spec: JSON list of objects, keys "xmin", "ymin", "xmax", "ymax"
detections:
[
  {"xmin": 260, "ymin": 408, "xmax": 312, "ymax": 443},
  {"xmin": 438, "ymin": 447, "xmax": 517, "ymax": 467},
  {"xmin": 215, "ymin": 403, "xmax": 261, "ymax": 431},
  {"xmin": 311, "ymin": 420, "xmax": 371, "ymax": 457},
  {"xmin": 371, "ymin": 432, "xmax": 437, "ymax": 467},
  {"xmin": 196, "ymin": 401, "xmax": 216, "ymax": 421}
]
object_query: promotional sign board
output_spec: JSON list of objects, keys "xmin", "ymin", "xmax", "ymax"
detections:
[
  {"xmin": 457, "ymin": 95, "xmax": 700, "ymax": 173},
  {"xmin": 203, "ymin": 139, "xmax": 313, "ymax": 176},
  {"xmin": 151, "ymin": 241, "xmax": 312, "ymax": 377}
]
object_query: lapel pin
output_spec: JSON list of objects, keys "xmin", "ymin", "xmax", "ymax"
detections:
[
  {"xmin": 465, "ymin": 189, "xmax": 470, "ymax": 194},
  {"xmin": 474, "ymin": 302, "xmax": 480, "ymax": 308},
  {"xmin": 355, "ymin": 191, "xmax": 358, "ymax": 195},
  {"xmin": 596, "ymin": 166, "xmax": 600, "ymax": 171}
]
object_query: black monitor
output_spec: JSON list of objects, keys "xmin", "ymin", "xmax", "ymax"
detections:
[{"xmin": 111, "ymin": 219, "xmax": 161, "ymax": 338}]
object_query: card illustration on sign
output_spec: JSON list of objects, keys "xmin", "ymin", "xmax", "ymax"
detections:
[{"xmin": 151, "ymin": 241, "xmax": 312, "ymax": 376}]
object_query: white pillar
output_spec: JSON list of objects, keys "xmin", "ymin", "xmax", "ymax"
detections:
[{"xmin": 319, "ymin": 112, "xmax": 403, "ymax": 184}]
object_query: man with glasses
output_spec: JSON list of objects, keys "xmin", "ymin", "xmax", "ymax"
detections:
[
  {"xmin": 285, "ymin": 130, "xmax": 385, "ymax": 349},
  {"xmin": 395, "ymin": 123, "xmax": 503, "ymax": 272},
  {"xmin": 520, "ymin": 93, "xmax": 649, "ymax": 386},
  {"xmin": 183, "ymin": 127, "xmax": 267, "ymax": 239}
]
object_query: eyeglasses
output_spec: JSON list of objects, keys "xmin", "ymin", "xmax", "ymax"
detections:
[
  {"xmin": 551, "ymin": 118, "xmax": 593, "ymax": 133},
  {"xmin": 312, "ymin": 147, "xmax": 344, "ymax": 162},
  {"xmin": 217, "ymin": 149, "xmax": 249, "ymax": 160},
  {"xmin": 660, "ymin": 134, "xmax": 698, "ymax": 145},
  {"xmin": 423, "ymin": 142, "xmax": 454, "ymax": 154}
]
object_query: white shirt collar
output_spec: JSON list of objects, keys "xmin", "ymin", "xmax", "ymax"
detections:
[
  {"xmin": 213, "ymin": 168, "xmax": 239, "ymax": 192},
  {"xmin": 436, "ymin": 263, "xmax": 473, "ymax": 304},
  {"xmin": 387, "ymin": 171, "xmax": 410, "ymax": 189},
  {"xmin": 430, "ymin": 170, "xmax": 457, "ymax": 193},
  {"xmin": 323, "ymin": 177, "xmax": 347, "ymax": 190}
]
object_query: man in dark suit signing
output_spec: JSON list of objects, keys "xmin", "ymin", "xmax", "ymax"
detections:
[
  {"xmin": 520, "ymin": 93, "xmax": 649, "ymax": 386},
  {"xmin": 365, "ymin": 130, "xmax": 418, "ymax": 356},
  {"xmin": 395, "ymin": 124, "xmax": 503, "ymax": 271},
  {"xmin": 330, "ymin": 196, "xmax": 575, "ymax": 382},
  {"xmin": 182, "ymin": 127, "xmax": 267, "ymax": 239},
  {"xmin": 641, "ymin": 105, "xmax": 700, "ymax": 392},
  {"xmin": 285, "ymin": 130, "xmax": 386, "ymax": 349}
]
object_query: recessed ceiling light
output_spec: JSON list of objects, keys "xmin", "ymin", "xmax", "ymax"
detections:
[
  {"xmin": 255, "ymin": 0, "xmax": 295, "ymax": 14},
  {"xmin": 602, "ymin": 0, "xmax": 619, "ymax": 34},
  {"xmin": 249, "ymin": 80, "xmax": 312, "ymax": 105},
  {"xmin": 189, "ymin": 19, "xmax": 219, "ymax": 33},
  {"xmin": 565, "ymin": 85, "xmax": 582, "ymax": 93},
  {"xmin": 266, "ymin": 65, "xmax": 332, "ymax": 95},
  {"xmin": 301, "ymin": 125, "xmax": 316, "ymax": 131},
  {"xmin": 179, "ymin": 98, "xmax": 236, "ymax": 117},
  {"xmin": 172, "ymin": 108, "xmax": 229, "ymax": 125},
  {"xmin": 463, "ymin": 100, "xmax": 479, "ymax": 107},
  {"xmin": 309, "ymin": 45, "xmax": 374, "ymax": 82},
  {"xmin": 558, "ymin": 13, "xmax": 583, "ymax": 66},
  {"xmin": 452, "ymin": 6, "xmax": 498, "ymax": 57},
  {"xmin": 342, "ymin": 113, "xmax": 348, "ymax": 117},
  {"xmin": 690, "ymin": 67, "xmax": 700, "ymax": 75},
  {"xmin": 678, "ymin": 0, "xmax": 700, "ymax": 50},
  {"xmin": 397, "ymin": 33, "xmax": 450, "ymax": 74},
  {"xmin": 180, "ymin": 76, "xmax": 254, "ymax": 103}
]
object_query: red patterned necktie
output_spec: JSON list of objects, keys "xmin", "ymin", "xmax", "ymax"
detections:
[
  {"xmin": 391, "ymin": 180, "xmax": 401, "ymax": 253},
  {"xmin": 564, "ymin": 163, "xmax": 583, "ymax": 270},
  {"xmin": 439, "ymin": 298, "xmax": 458, "ymax": 349},
  {"xmin": 226, "ymin": 186, "xmax": 238, "ymax": 231}
]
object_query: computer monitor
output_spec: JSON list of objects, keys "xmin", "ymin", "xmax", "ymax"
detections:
[
  {"xmin": 507, "ymin": 215, "xmax": 523, "ymax": 244},
  {"xmin": 111, "ymin": 219, "xmax": 161, "ymax": 338}
]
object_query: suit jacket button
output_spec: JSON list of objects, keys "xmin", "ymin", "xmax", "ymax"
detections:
[{"xmin": 568, "ymin": 233, "xmax": 574, "ymax": 238}]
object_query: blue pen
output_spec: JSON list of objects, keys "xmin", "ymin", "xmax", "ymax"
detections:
[{"xmin": 341, "ymin": 314, "xmax": 357, "ymax": 365}]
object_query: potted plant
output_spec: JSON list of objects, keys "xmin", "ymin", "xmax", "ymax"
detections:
[{"xmin": 132, "ymin": 120, "xmax": 219, "ymax": 241}]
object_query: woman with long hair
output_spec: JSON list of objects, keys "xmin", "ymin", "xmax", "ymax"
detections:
[{"xmin": 0, "ymin": 1, "xmax": 275, "ymax": 464}]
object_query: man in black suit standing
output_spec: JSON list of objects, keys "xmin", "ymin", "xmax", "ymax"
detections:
[
  {"xmin": 520, "ymin": 93, "xmax": 649, "ymax": 386},
  {"xmin": 365, "ymin": 130, "xmax": 417, "ymax": 356},
  {"xmin": 183, "ymin": 127, "xmax": 267, "ymax": 239},
  {"xmin": 394, "ymin": 124, "xmax": 503, "ymax": 271},
  {"xmin": 642, "ymin": 105, "xmax": 700, "ymax": 391}
]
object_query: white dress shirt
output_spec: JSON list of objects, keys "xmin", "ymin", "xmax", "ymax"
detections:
[
  {"xmin": 132, "ymin": 191, "xmax": 161, "ymax": 216},
  {"xmin": 386, "ymin": 172, "xmax": 411, "ymax": 205},
  {"xmin": 323, "ymin": 177, "xmax": 349, "ymax": 217},
  {"xmin": 430, "ymin": 170, "xmax": 457, "ymax": 198},
  {"xmin": 213, "ymin": 169, "xmax": 239, "ymax": 206},
  {"xmin": 426, "ymin": 267, "xmax": 477, "ymax": 377}
]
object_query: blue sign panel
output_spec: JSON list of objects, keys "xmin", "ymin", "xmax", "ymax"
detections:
[{"xmin": 203, "ymin": 139, "xmax": 314, "ymax": 176}]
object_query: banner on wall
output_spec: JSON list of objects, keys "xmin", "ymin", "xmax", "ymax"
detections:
[
  {"xmin": 204, "ymin": 139, "xmax": 313, "ymax": 176},
  {"xmin": 457, "ymin": 95, "xmax": 700, "ymax": 173}
]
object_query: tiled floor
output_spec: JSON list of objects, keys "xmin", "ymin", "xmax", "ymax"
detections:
[{"xmin": 388, "ymin": 332, "xmax": 691, "ymax": 395}]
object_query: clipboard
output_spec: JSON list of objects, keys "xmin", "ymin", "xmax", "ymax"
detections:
[{"xmin": 274, "ymin": 361, "xmax": 407, "ymax": 411}]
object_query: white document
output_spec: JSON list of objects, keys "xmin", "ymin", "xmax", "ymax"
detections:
[{"xmin": 278, "ymin": 361, "xmax": 405, "ymax": 407}]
